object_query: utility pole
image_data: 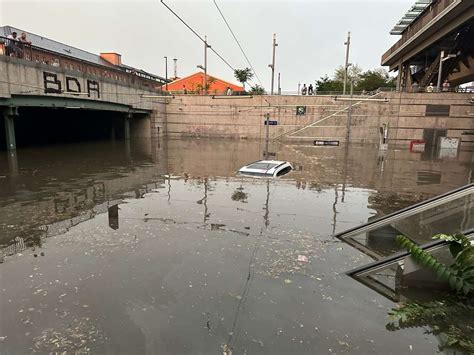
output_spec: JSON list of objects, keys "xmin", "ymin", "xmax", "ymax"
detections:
[
  {"xmin": 437, "ymin": 51, "xmax": 445, "ymax": 91},
  {"xmin": 278, "ymin": 72, "xmax": 281, "ymax": 95},
  {"xmin": 269, "ymin": 34, "xmax": 278, "ymax": 95},
  {"xmin": 164, "ymin": 56, "xmax": 168, "ymax": 91},
  {"xmin": 173, "ymin": 58, "xmax": 178, "ymax": 79},
  {"xmin": 437, "ymin": 51, "xmax": 457, "ymax": 91},
  {"xmin": 265, "ymin": 113, "xmax": 270, "ymax": 159},
  {"xmin": 204, "ymin": 36, "xmax": 211, "ymax": 95},
  {"xmin": 343, "ymin": 31, "xmax": 351, "ymax": 95},
  {"xmin": 345, "ymin": 80, "xmax": 354, "ymax": 143}
]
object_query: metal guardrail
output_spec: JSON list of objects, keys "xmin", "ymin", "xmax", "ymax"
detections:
[{"xmin": 0, "ymin": 35, "xmax": 33, "ymax": 60}]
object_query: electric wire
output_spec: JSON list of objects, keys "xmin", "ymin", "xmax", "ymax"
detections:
[
  {"xmin": 213, "ymin": 0, "xmax": 263, "ymax": 88},
  {"xmin": 160, "ymin": 0, "xmax": 235, "ymax": 71}
]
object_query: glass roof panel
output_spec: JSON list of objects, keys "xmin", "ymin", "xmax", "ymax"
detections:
[
  {"xmin": 346, "ymin": 230, "xmax": 473, "ymax": 302},
  {"xmin": 334, "ymin": 184, "xmax": 474, "ymax": 260},
  {"xmin": 390, "ymin": 0, "xmax": 433, "ymax": 35}
]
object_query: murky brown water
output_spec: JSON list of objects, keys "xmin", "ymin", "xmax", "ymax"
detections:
[{"xmin": 0, "ymin": 138, "xmax": 473, "ymax": 354}]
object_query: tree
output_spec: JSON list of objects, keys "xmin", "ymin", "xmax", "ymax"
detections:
[
  {"xmin": 314, "ymin": 75, "xmax": 343, "ymax": 93},
  {"xmin": 234, "ymin": 68, "xmax": 253, "ymax": 90},
  {"xmin": 356, "ymin": 69, "xmax": 395, "ymax": 92},
  {"xmin": 249, "ymin": 84, "xmax": 265, "ymax": 95},
  {"xmin": 334, "ymin": 64, "xmax": 363, "ymax": 83},
  {"xmin": 315, "ymin": 65, "xmax": 397, "ymax": 94},
  {"xmin": 196, "ymin": 76, "xmax": 217, "ymax": 94}
]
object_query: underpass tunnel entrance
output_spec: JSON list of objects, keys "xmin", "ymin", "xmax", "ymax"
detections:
[{"xmin": 0, "ymin": 107, "xmax": 149, "ymax": 150}]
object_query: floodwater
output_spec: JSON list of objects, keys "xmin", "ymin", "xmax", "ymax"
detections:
[{"xmin": 0, "ymin": 138, "xmax": 473, "ymax": 354}]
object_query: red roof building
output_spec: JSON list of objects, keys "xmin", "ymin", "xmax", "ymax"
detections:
[{"xmin": 163, "ymin": 72, "xmax": 244, "ymax": 94}]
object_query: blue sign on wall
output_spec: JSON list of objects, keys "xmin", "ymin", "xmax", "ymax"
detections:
[{"xmin": 264, "ymin": 120, "xmax": 278, "ymax": 125}]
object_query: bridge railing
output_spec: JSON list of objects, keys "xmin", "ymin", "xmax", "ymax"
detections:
[
  {"xmin": 0, "ymin": 36, "xmax": 165, "ymax": 91},
  {"xmin": 0, "ymin": 36, "xmax": 34, "ymax": 60}
]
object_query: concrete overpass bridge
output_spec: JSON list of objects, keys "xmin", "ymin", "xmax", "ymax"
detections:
[
  {"xmin": 382, "ymin": 0, "xmax": 474, "ymax": 90},
  {"xmin": 0, "ymin": 29, "xmax": 168, "ymax": 151}
]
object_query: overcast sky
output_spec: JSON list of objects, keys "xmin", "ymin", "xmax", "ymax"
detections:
[{"xmin": 1, "ymin": 0, "xmax": 413, "ymax": 91}]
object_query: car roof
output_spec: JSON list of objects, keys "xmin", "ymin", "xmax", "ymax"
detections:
[
  {"xmin": 253, "ymin": 160, "xmax": 287, "ymax": 164},
  {"xmin": 237, "ymin": 160, "xmax": 292, "ymax": 178}
]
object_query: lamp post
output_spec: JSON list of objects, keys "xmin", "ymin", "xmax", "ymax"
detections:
[
  {"xmin": 343, "ymin": 31, "xmax": 351, "ymax": 95},
  {"xmin": 265, "ymin": 113, "xmax": 270, "ymax": 159},
  {"xmin": 204, "ymin": 36, "xmax": 211, "ymax": 95},
  {"xmin": 345, "ymin": 79, "xmax": 355, "ymax": 143},
  {"xmin": 278, "ymin": 72, "xmax": 281, "ymax": 95},
  {"xmin": 197, "ymin": 64, "xmax": 206, "ymax": 95},
  {"xmin": 437, "ymin": 50, "xmax": 457, "ymax": 91},
  {"xmin": 268, "ymin": 34, "xmax": 278, "ymax": 95},
  {"xmin": 164, "ymin": 56, "xmax": 168, "ymax": 91},
  {"xmin": 173, "ymin": 58, "xmax": 178, "ymax": 79}
]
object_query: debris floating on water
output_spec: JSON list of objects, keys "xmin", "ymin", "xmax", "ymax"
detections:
[{"xmin": 297, "ymin": 255, "xmax": 309, "ymax": 262}]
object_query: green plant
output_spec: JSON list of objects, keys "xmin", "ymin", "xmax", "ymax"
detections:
[
  {"xmin": 249, "ymin": 84, "xmax": 265, "ymax": 95},
  {"xmin": 387, "ymin": 298, "xmax": 474, "ymax": 353},
  {"xmin": 234, "ymin": 68, "xmax": 253, "ymax": 90},
  {"xmin": 396, "ymin": 234, "xmax": 474, "ymax": 295}
]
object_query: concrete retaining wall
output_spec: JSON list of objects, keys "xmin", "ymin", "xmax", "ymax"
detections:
[
  {"xmin": 163, "ymin": 92, "xmax": 474, "ymax": 150},
  {"xmin": 1, "ymin": 55, "xmax": 473, "ymax": 148}
]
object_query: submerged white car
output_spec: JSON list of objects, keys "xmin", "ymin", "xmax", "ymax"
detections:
[{"xmin": 237, "ymin": 160, "xmax": 293, "ymax": 178}]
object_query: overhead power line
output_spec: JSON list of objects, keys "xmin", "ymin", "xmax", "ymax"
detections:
[
  {"xmin": 213, "ymin": 0, "xmax": 264, "ymax": 88},
  {"xmin": 160, "ymin": 0, "xmax": 235, "ymax": 72}
]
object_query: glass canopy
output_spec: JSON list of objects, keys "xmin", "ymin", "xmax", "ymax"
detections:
[
  {"xmin": 334, "ymin": 183, "xmax": 473, "ymax": 302},
  {"xmin": 334, "ymin": 183, "xmax": 474, "ymax": 260}
]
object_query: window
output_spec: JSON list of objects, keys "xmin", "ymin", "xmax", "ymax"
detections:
[
  {"xmin": 276, "ymin": 166, "xmax": 292, "ymax": 177},
  {"xmin": 247, "ymin": 163, "xmax": 278, "ymax": 170}
]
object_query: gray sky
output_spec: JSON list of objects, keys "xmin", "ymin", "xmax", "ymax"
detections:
[{"xmin": 1, "ymin": 0, "xmax": 413, "ymax": 91}]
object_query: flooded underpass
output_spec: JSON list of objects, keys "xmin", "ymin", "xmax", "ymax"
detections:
[{"xmin": 0, "ymin": 138, "xmax": 473, "ymax": 354}]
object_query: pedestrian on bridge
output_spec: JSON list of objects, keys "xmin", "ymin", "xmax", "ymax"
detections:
[
  {"xmin": 442, "ymin": 79, "xmax": 451, "ymax": 92},
  {"xmin": 301, "ymin": 84, "xmax": 307, "ymax": 95},
  {"xmin": 5, "ymin": 32, "xmax": 19, "ymax": 57},
  {"xmin": 17, "ymin": 32, "xmax": 32, "ymax": 59}
]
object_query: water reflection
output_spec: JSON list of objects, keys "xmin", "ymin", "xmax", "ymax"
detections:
[
  {"xmin": 1, "ymin": 138, "xmax": 472, "ymax": 260},
  {"xmin": 0, "ymin": 138, "xmax": 472, "ymax": 354},
  {"xmin": 7, "ymin": 150, "xmax": 18, "ymax": 176},
  {"xmin": 386, "ymin": 297, "xmax": 474, "ymax": 355},
  {"xmin": 108, "ymin": 204, "xmax": 120, "ymax": 230}
]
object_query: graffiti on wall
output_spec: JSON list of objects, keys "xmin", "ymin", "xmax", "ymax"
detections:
[{"xmin": 43, "ymin": 72, "xmax": 100, "ymax": 98}]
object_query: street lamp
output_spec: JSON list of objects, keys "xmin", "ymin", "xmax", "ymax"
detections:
[
  {"xmin": 345, "ymin": 79, "xmax": 356, "ymax": 143},
  {"xmin": 344, "ymin": 62, "xmax": 352, "ymax": 94},
  {"xmin": 343, "ymin": 31, "xmax": 351, "ymax": 95},
  {"xmin": 203, "ymin": 36, "xmax": 211, "ymax": 95},
  {"xmin": 197, "ymin": 65, "xmax": 206, "ymax": 95},
  {"xmin": 437, "ymin": 50, "xmax": 458, "ymax": 91},
  {"xmin": 268, "ymin": 34, "xmax": 278, "ymax": 95},
  {"xmin": 164, "ymin": 56, "xmax": 168, "ymax": 91}
]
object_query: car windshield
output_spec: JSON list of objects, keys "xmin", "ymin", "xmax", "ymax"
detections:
[{"xmin": 246, "ymin": 162, "xmax": 279, "ymax": 170}]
